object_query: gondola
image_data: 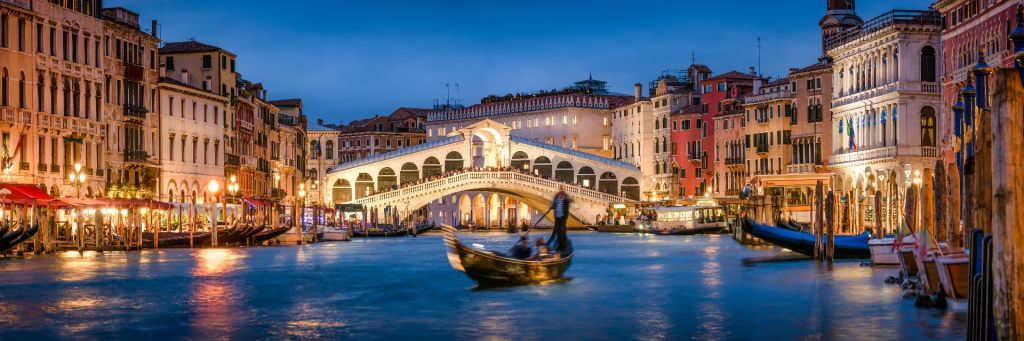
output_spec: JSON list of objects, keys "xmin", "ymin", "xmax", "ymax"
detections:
[
  {"xmin": 442, "ymin": 225, "xmax": 573, "ymax": 286},
  {"xmin": 142, "ymin": 231, "xmax": 212, "ymax": 248},
  {"xmin": 351, "ymin": 226, "xmax": 410, "ymax": 237},
  {"xmin": 249, "ymin": 226, "xmax": 290, "ymax": 244},
  {"xmin": 742, "ymin": 218, "xmax": 871, "ymax": 259},
  {"xmin": 414, "ymin": 224, "xmax": 435, "ymax": 234},
  {"xmin": 0, "ymin": 224, "xmax": 39, "ymax": 253}
]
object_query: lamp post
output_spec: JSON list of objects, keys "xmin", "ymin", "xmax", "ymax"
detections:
[
  {"xmin": 297, "ymin": 183, "xmax": 306, "ymax": 245},
  {"xmin": 228, "ymin": 175, "xmax": 239, "ymax": 226},
  {"xmin": 68, "ymin": 162, "xmax": 86, "ymax": 250},
  {"xmin": 207, "ymin": 179, "xmax": 221, "ymax": 247}
]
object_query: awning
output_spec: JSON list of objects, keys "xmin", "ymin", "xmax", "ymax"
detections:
[
  {"xmin": 113, "ymin": 198, "xmax": 174, "ymax": 210},
  {"xmin": 0, "ymin": 183, "xmax": 54, "ymax": 205}
]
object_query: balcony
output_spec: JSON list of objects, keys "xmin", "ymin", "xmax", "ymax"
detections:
[
  {"xmin": 124, "ymin": 63, "xmax": 144, "ymax": 81},
  {"xmin": 755, "ymin": 145, "xmax": 769, "ymax": 154},
  {"xmin": 687, "ymin": 153, "xmax": 702, "ymax": 161},
  {"xmin": 37, "ymin": 163, "xmax": 46, "ymax": 173},
  {"xmin": 124, "ymin": 150, "xmax": 150, "ymax": 164},
  {"xmin": 786, "ymin": 163, "xmax": 817, "ymax": 174},
  {"xmin": 833, "ymin": 81, "xmax": 939, "ymax": 108},
  {"xmin": 830, "ymin": 145, "xmax": 942, "ymax": 165},
  {"xmin": 225, "ymin": 153, "xmax": 240, "ymax": 166},
  {"xmin": 271, "ymin": 188, "xmax": 286, "ymax": 199},
  {"xmin": 96, "ymin": 168, "xmax": 104, "ymax": 176},
  {"xmin": 725, "ymin": 157, "xmax": 744, "ymax": 166},
  {"xmin": 125, "ymin": 105, "xmax": 148, "ymax": 120},
  {"xmin": 51, "ymin": 164, "xmax": 60, "ymax": 173}
]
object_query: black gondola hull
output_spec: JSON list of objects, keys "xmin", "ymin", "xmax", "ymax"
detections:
[{"xmin": 442, "ymin": 225, "xmax": 572, "ymax": 286}]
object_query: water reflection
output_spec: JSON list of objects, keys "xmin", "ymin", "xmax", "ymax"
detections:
[{"xmin": 0, "ymin": 234, "xmax": 966, "ymax": 340}]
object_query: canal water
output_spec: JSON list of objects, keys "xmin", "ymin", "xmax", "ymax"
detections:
[{"xmin": 0, "ymin": 232, "xmax": 964, "ymax": 340}]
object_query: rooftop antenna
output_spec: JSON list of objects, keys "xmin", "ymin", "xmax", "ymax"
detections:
[
  {"xmin": 756, "ymin": 36, "xmax": 762, "ymax": 77},
  {"xmin": 691, "ymin": 51, "xmax": 696, "ymax": 66}
]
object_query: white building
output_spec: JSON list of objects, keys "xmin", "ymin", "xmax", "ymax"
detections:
[
  {"xmin": 826, "ymin": 9, "xmax": 943, "ymax": 195},
  {"xmin": 156, "ymin": 76, "xmax": 228, "ymax": 205}
]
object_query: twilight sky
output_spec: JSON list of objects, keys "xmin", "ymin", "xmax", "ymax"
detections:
[{"xmin": 108, "ymin": 0, "xmax": 934, "ymax": 125}]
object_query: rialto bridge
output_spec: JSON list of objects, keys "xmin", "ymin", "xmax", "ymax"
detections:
[{"xmin": 324, "ymin": 120, "xmax": 641, "ymax": 228}]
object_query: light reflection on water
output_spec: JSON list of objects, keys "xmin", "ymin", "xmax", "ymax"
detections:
[{"xmin": 0, "ymin": 233, "xmax": 965, "ymax": 340}]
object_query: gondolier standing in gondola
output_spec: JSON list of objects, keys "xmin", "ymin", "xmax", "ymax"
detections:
[{"xmin": 549, "ymin": 186, "xmax": 572, "ymax": 251}]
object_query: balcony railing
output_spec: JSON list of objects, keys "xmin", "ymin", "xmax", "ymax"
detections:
[
  {"xmin": 725, "ymin": 157, "xmax": 744, "ymax": 166},
  {"xmin": 51, "ymin": 164, "xmax": 60, "ymax": 173},
  {"xmin": 124, "ymin": 150, "xmax": 150, "ymax": 164},
  {"xmin": 830, "ymin": 145, "xmax": 942, "ymax": 165},
  {"xmin": 755, "ymin": 145, "xmax": 769, "ymax": 154},
  {"xmin": 834, "ymin": 81, "xmax": 939, "ymax": 108},
  {"xmin": 225, "ymin": 153, "xmax": 240, "ymax": 166},
  {"xmin": 124, "ymin": 64, "xmax": 145, "ymax": 80},
  {"xmin": 19, "ymin": 162, "xmax": 29, "ymax": 171},
  {"xmin": 824, "ymin": 10, "xmax": 940, "ymax": 51},
  {"xmin": 125, "ymin": 105, "xmax": 148, "ymax": 120},
  {"xmin": 786, "ymin": 163, "xmax": 817, "ymax": 174},
  {"xmin": 37, "ymin": 163, "xmax": 46, "ymax": 173}
]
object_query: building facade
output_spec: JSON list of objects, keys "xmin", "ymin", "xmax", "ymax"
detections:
[
  {"xmin": 787, "ymin": 62, "xmax": 833, "ymax": 176},
  {"xmin": 742, "ymin": 78, "xmax": 793, "ymax": 180},
  {"xmin": 675, "ymin": 70, "xmax": 761, "ymax": 198},
  {"xmin": 826, "ymin": 8, "xmax": 944, "ymax": 195},
  {"xmin": 156, "ymin": 76, "xmax": 227, "ymax": 205},
  {"xmin": 934, "ymin": 0, "xmax": 1018, "ymax": 160}
]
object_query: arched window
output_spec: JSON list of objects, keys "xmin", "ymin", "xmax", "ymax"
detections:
[
  {"xmin": 325, "ymin": 140, "xmax": 334, "ymax": 160},
  {"xmin": 920, "ymin": 46, "xmax": 936, "ymax": 82},
  {"xmin": 921, "ymin": 106, "xmax": 936, "ymax": 147}
]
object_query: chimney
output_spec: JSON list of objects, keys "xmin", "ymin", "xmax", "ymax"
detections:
[
  {"xmin": 789, "ymin": 68, "xmax": 799, "ymax": 74},
  {"xmin": 749, "ymin": 67, "xmax": 757, "ymax": 76},
  {"xmin": 151, "ymin": 20, "xmax": 158, "ymax": 38},
  {"xmin": 634, "ymin": 83, "xmax": 642, "ymax": 101},
  {"xmin": 181, "ymin": 70, "xmax": 189, "ymax": 85}
]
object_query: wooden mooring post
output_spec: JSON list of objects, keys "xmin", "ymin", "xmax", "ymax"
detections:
[{"xmin": 985, "ymin": 68, "xmax": 1024, "ymax": 339}]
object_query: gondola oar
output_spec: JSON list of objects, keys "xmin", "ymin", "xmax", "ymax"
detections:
[{"xmin": 520, "ymin": 208, "xmax": 552, "ymax": 238}]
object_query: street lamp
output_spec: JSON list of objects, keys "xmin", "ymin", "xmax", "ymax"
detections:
[
  {"xmin": 207, "ymin": 179, "xmax": 221, "ymax": 246},
  {"xmin": 228, "ymin": 175, "xmax": 239, "ymax": 225},
  {"xmin": 69, "ymin": 162, "xmax": 86, "ymax": 198}
]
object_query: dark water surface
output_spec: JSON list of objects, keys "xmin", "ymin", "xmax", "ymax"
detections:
[{"xmin": 0, "ymin": 232, "xmax": 964, "ymax": 340}]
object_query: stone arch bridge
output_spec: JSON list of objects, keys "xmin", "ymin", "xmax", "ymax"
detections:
[{"xmin": 324, "ymin": 120, "xmax": 641, "ymax": 227}]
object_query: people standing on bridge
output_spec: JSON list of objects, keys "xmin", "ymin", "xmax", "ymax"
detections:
[{"xmin": 548, "ymin": 186, "xmax": 572, "ymax": 251}]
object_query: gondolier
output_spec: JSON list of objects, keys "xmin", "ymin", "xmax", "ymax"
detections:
[{"xmin": 549, "ymin": 186, "xmax": 572, "ymax": 251}]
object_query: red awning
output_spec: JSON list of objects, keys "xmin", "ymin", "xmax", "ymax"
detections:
[{"xmin": 0, "ymin": 183, "xmax": 54, "ymax": 205}]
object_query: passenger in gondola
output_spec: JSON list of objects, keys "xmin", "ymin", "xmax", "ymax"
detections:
[
  {"xmin": 527, "ymin": 238, "xmax": 550, "ymax": 261},
  {"xmin": 510, "ymin": 236, "xmax": 532, "ymax": 259}
]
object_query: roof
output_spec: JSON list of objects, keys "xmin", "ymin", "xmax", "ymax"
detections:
[
  {"xmin": 705, "ymin": 71, "xmax": 765, "ymax": 82},
  {"xmin": 269, "ymin": 99, "xmax": 302, "ymax": 107},
  {"xmin": 689, "ymin": 64, "xmax": 712, "ymax": 73},
  {"xmin": 389, "ymin": 107, "xmax": 430, "ymax": 120},
  {"xmin": 160, "ymin": 40, "xmax": 229, "ymax": 54},
  {"xmin": 157, "ymin": 77, "xmax": 226, "ymax": 99},
  {"xmin": 672, "ymin": 104, "xmax": 703, "ymax": 116},
  {"xmin": 764, "ymin": 77, "xmax": 791, "ymax": 87},
  {"xmin": 790, "ymin": 61, "xmax": 833, "ymax": 76}
]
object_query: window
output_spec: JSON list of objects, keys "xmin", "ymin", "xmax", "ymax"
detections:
[
  {"xmin": 0, "ymin": 14, "xmax": 6, "ymax": 48},
  {"xmin": 1, "ymin": 68, "xmax": 7, "ymax": 107},
  {"xmin": 717, "ymin": 82, "xmax": 727, "ymax": 92},
  {"xmin": 165, "ymin": 56, "xmax": 174, "ymax": 70},
  {"xmin": 16, "ymin": 19, "xmax": 24, "ymax": 51},
  {"xmin": 49, "ymin": 27, "xmax": 55, "ymax": 56},
  {"xmin": 920, "ymin": 46, "xmax": 937, "ymax": 82},
  {"xmin": 35, "ymin": 23, "xmax": 42, "ymax": 53},
  {"xmin": 921, "ymin": 106, "xmax": 936, "ymax": 147},
  {"xmin": 202, "ymin": 55, "xmax": 212, "ymax": 69},
  {"xmin": 222, "ymin": 55, "xmax": 227, "ymax": 69}
]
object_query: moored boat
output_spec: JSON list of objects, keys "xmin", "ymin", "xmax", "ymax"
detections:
[
  {"xmin": 594, "ymin": 224, "xmax": 634, "ymax": 233},
  {"xmin": 638, "ymin": 201, "xmax": 727, "ymax": 235},
  {"xmin": 868, "ymin": 235, "xmax": 917, "ymax": 266},
  {"xmin": 742, "ymin": 218, "xmax": 871, "ymax": 259},
  {"xmin": 935, "ymin": 252, "xmax": 970, "ymax": 310},
  {"xmin": 320, "ymin": 226, "xmax": 351, "ymax": 241},
  {"xmin": 442, "ymin": 225, "xmax": 573, "ymax": 286}
]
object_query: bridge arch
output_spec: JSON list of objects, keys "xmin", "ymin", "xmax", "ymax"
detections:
[
  {"xmin": 555, "ymin": 161, "xmax": 574, "ymax": 183},
  {"xmin": 400, "ymin": 162, "xmax": 419, "ymax": 185},
  {"xmin": 533, "ymin": 156, "xmax": 552, "ymax": 178},
  {"xmin": 378, "ymin": 168, "xmax": 397, "ymax": 191},
  {"xmin": 598, "ymin": 172, "xmax": 618, "ymax": 195},
  {"xmin": 423, "ymin": 156, "xmax": 442, "ymax": 178},
  {"xmin": 333, "ymin": 179, "xmax": 352, "ymax": 203},
  {"xmin": 355, "ymin": 173, "xmax": 374, "ymax": 198},
  {"xmin": 621, "ymin": 177, "xmax": 640, "ymax": 200},
  {"xmin": 510, "ymin": 151, "xmax": 530, "ymax": 171},
  {"xmin": 577, "ymin": 167, "xmax": 596, "ymax": 189},
  {"xmin": 445, "ymin": 151, "xmax": 464, "ymax": 172}
]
